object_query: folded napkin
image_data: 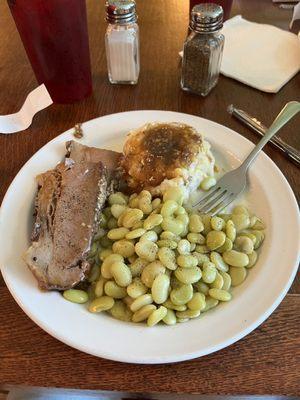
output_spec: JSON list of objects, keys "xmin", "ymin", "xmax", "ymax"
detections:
[
  {"xmin": 221, "ymin": 15, "xmax": 300, "ymax": 92},
  {"xmin": 0, "ymin": 84, "xmax": 53, "ymax": 134}
]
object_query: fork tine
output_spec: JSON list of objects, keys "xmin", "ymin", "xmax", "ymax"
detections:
[
  {"xmin": 210, "ymin": 193, "xmax": 235, "ymax": 216},
  {"xmin": 193, "ymin": 186, "xmax": 221, "ymax": 208},
  {"xmin": 198, "ymin": 190, "xmax": 228, "ymax": 214}
]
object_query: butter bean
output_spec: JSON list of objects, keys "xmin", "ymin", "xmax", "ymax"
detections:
[
  {"xmin": 130, "ymin": 294, "xmax": 153, "ymax": 312},
  {"xmin": 161, "ymin": 200, "xmax": 178, "ymax": 217},
  {"xmin": 110, "ymin": 261, "xmax": 132, "ymax": 287},
  {"xmin": 252, "ymin": 230, "xmax": 265, "ymax": 249},
  {"xmin": 160, "ymin": 231, "xmax": 179, "ymax": 241},
  {"xmin": 157, "ymin": 239, "xmax": 178, "ymax": 249},
  {"xmin": 152, "ymin": 198, "xmax": 162, "ymax": 209},
  {"xmin": 177, "ymin": 214, "xmax": 189, "ymax": 231},
  {"xmin": 231, "ymin": 214, "xmax": 250, "ymax": 232},
  {"xmin": 140, "ymin": 230, "xmax": 158, "ymax": 242},
  {"xmin": 109, "ymin": 192, "xmax": 128, "ymax": 206},
  {"xmin": 135, "ymin": 239, "xmax": 158, "ymax": 261},
  {"xmin": 143, "ymin": 214, "xmax": 163, "ymax": 230},
  {"xmin": 104, "ymin": 281, "xmax": 127, "ymax": 298},
  {"xmin": 94, "ymin": 277, "xmax": 107, "ymax": 298},
  {"xmin": 112, "ymin": 239, "xmax": 135, "ymax": 258},
  {"xmin": 170, "ymin": 284, "xmax": 193, "ymax": 305},
  {"xmin": 151, "ymin": 274, "xmax": 170, "ymax": 304},
  {"xmin": 232, "ymin": 205, "xmax": 249, "ymax": 215},
  {"xmin": 246, "ymin": 251, "xmax": 258, "ymax": 268},
  {"xmin": 177, "ymin": 239, "xmax": 191, "ymax": 255},
  {"xmin": 141, "ymin": 261, "xmax": 165, "ymax": 288},
  {"xmin": 190, "ymin": 243, "xmax": 196, "ymax": 251},
  {"xmin": 177, "ymin": 318, "xmax": 189, "ymax": 323},
  {"xmin": 99, "ymin": 249, "xmax": 113, "ymax": 262},
  {"xmin": 189, "ymin": 214, "xmax": 204, "ymax": 233},
  {"xmin": 250, "ymin": 216, "xmax": 265, "ymax": 230},
  {"xmin": 223, "ymin": 250, "xmax": 249, "ymax": 267},
  {"xmin": 202, "ymin": 297, "xmax": 219, "ymax": 312},
  {"xmin": 138, "ymin": 197, "xmax": 152, "ymax": 214},
  {"xmin": 216, "ymin": 237, "xmax": 233, "ymax": 253},
  {"xmin": 163, "ymin": 299, "xmax": 187, "ymax": 311},
  {"xmin": 163, "ymin": 187, "xmax": 184, "ymax": 205},
  {"xmin": 89, "ymin": 296, "xmax": 114, "ymax": 312},
  {"xmin": 229, "ymin": 266, "xmax": 247, "ymax": 286},
  {"xmin": 211, "ymin": 272, "xmax": 224, "ymax": 289},
  {"xmin": 234, "ymin": 236, "xmax": 254, "ymax": 254},
  {"xmin": 162, "ymin": 309, "xmax": 177, "ymax": 325},
  {"xmin": 161, "ymin": 217, "xmax": 184, "ymax": 235},
  {"xmin": 132, "ymin": 304, "xmax": 156, "ymax": 323},
  {"xmin": 202, "ymin": 261, "xmax": 217, "ymax": 283},
  {"xmin": 147, "ymin": 306, "xmax": 168, "ymax": 326},
  {"xmin": 129, "ymin": 257, "xmax": 148, "ymax": 277},
  {"xmin": 175, "ymin": 267, "xmax": 202, "ymax": 284},
  {"xmin": 176, "ymin": 309, "xmax": 200, "ymax": 319},
  {"xmin": 101, "ymin": 254, "xmax": 124, "ymax": 279},
  {"xmin": 187, "ymin": 232, "xmax": 205, "ymax": 244},
  {"xmin": 219, "ymin": 271, "xmax": 231, "ymax": 291},
  {"xmin": 210, "ymin": 251, "xmax": 229, "ymax": 272},
  {"xmin": 111, "ymin": 204, "xmax": 127, "ymax": 219},
  {"xmin": 195, "ymin": 245, "xmax": 210, "ymax": 254},
  {"xmin": 132, "ymin": 220, "xmax": 143, "ymax": 229},
  {"xmin": 127, "ymin": 277, "xmax": 148, "ymax": 298},
  {"xmin": 107, "ymin": 218, "xmax": 118, "ymax": 230},
  {"xmin": 209, "ymin": 288, "xmax": 231, "ymax": 301},
  {"xmin": 194, "ymin": 281, "xmax": 210, "ymax": 295},
  {"xmin": 110, "ymin": 300, "xmax": 132, "ymax": 321},
  {"xmin": 211, "ymin": 216, "xmax": 225, "ymax": 231},
  {"xmin": 187, "ymin": 292, "xmax": 206, "ymax": 311},
  {"xmin": 200, "ymin": 176, "xmax": 216, "ymax": 191},
  {"xmin": 206, "ymin": 230, "xmax": 226, "ymax": 250},
  {"xmin": 125, "ymin": 228, "xmax": 146, "ymax": 240},
  {"xmin": 129, "ymin": 194, "xmax": 139, "ymax": 208},
  {"xmin": 158, "ymin": 247, "xmax": 177, "ymax": 270},
  {"xmin": 63, "ymin": 289, "xmax": 88, "ymax": 304},
  {"xmin": 122, "ymin": 208, "xmax": 143, "ymax": 228},
  {"xmin": 177, "ymin": 254, "xmax": 198, "ymax": 268},
  {"xmin": 107, "ymin": 227, "xmax": 129, "ymax": 240},
  {"xmin": 200, "ymin": 214, "xmax": 212, "ymax": 235},
  {"xmin": 192, "ymin": 252, "xmax": 210, "ymax": 266},
  {"xmin": 226, "ymin": 220, "xmax": 236, "ymax": 242}
]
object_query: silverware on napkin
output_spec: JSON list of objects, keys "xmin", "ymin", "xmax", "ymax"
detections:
[{"xmin": 227, "ymin": 104, "xmax": 300, "ymax": 166}]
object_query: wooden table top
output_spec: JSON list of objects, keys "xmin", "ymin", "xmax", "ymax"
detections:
[{"xmin": 0, "ymin": 0, "xmax": 299, "ymax": 395}]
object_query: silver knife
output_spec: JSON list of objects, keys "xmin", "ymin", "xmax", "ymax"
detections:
[{"xmin": 228, "ymin": 104, "xmax": 300, "ymax": 167}]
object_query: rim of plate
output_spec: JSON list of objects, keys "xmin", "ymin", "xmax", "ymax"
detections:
[{"xmin": 0, "ymin": 110, "xmax": 299, "ymax": 364}]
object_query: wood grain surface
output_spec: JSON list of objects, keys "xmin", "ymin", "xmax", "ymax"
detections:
[{"xmin": 0, "ymin": 0, "xmax": 299, "ymax": 395}]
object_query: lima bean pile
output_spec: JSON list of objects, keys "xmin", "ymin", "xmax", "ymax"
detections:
[{"xmin": 63, "ymin": 187, "xmax": 265, "ymax": 326}]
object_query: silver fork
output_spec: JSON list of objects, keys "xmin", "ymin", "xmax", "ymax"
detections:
[{"xmin": 194, "ymin": 101, "xmax": 300, "ymax": 215}]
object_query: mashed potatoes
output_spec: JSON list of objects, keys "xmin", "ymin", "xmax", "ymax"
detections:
[{"xmin": 121, "ymin": 122, "xmax": 215, "ymax": 201}]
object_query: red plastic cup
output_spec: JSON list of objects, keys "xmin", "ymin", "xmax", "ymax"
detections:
[
  {"xmin": 7, "ymin": 0, "xmax": 92, "ymax": 104},
  {"xmin": 189, "ymin": 0, "xmax": 233, "ymax": 21}
]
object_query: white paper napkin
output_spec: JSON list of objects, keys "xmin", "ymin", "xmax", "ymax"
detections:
[
  {"xmin": 0, "ymin": 84, "xmax": 53, "ymax": 134},
  {"xmin": 221, "ymin": 15, "xmax": 300, "ymax": 92}
]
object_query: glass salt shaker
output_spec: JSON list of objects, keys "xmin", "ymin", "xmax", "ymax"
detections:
[
  {"xmin": 105, "ymin": 0, "xmax": 140, "ymax": 85},
  {"xmin": 181, "ymin": 4, "xmax": 224, "ymax": 96}
]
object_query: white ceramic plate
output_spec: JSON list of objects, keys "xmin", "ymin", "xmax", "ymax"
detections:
[{"xmin": 0, "ymin": 111, "xmax": 299, "ymax": 364}]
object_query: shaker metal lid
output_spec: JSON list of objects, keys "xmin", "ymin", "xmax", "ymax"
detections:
[
  {"xmin": 106, "ymin": 0, "xmax": 137, "ymax": 23},
  {"xmin": 190, "ymin": 3, "xmax": 223, "ymax": 32}
]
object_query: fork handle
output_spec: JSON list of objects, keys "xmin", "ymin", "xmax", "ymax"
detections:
[{"xmin": 239, "ymin": 101, "xmax": 300, "ymax": 172}]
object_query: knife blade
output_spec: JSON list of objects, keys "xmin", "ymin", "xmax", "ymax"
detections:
[{"xmin": 227, "ymin": 104, "xmax": 300, "ymax": 167}]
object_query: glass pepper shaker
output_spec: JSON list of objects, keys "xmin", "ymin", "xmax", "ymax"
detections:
[
  {"xmin": 181, "ymin": 4, "xmax": 224, "ymax": 96},
  {"xmin": 105, "ymin": 0, "xmax": 140, "ymax": 85}
]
